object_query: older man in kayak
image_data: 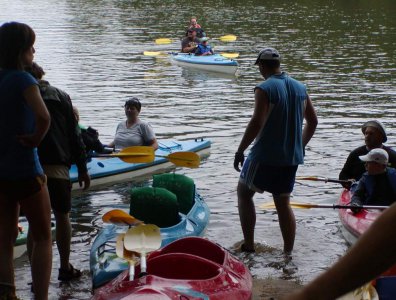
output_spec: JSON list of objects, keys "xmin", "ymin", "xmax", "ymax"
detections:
[
  {"xmin": 181, "ymin": 29, "xmax": 199, "ymax": 53},
  {"xmin": 339, "ymin": 120, "xmax": 396, "ymax": 186}
]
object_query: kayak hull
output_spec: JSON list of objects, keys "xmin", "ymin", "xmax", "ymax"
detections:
[
  {"xmin": 70, "ymin": 139, "xmax": 211, "ymax": 191},
  {"xmin": 338, "ymin": 188, "xmax": 381, "ymax": 245},
  {"xmin": 90, "ymin": 192, "xmax": 210, "ymax": 289},
  {"xmin": 92, "ymin": 237, "xmax": 253, "ymax": 300},
  {"xmin": 171, "ymin": 53, "xmax": 238, "ymax": 74}
]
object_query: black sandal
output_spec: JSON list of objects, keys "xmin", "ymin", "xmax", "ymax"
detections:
[{"xmin": 58, "ymin": 263, "xmax": 82, "ymax": 281}]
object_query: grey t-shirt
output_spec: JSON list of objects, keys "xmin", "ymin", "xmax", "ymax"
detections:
[{"xmin": 113, "ymin": 120, "xmax": 156, "ymax": 150}]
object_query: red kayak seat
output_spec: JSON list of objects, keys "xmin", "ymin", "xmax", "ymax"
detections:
[
  {"xmin": 148, "ymin": 236, "xmax": 225, "ymax": 265},
  {"xmin": 147, "ymin": 253, "xmax": 222, "ymax": 280}
]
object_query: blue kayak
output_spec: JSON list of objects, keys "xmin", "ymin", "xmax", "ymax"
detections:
[
  {"xmin": 90, "ymin": 177, "xmax": 210, "ymax": 289},
  {"xmin": 69, "ymin": 139, "xmax": 211, "ymax": 190},
  {"xmin": 171, "ymin": 53, "xmax": 238, "ymax": 74}
]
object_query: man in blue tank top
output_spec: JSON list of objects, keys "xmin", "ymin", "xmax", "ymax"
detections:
[{"xmin": 234, "ymin": 48, "xmax": 318, "ymax": 254}]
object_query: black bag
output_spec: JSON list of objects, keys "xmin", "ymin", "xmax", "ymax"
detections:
[{"xmin": 81, "ymin": 126, "xmax": 104, "ymax": 153}]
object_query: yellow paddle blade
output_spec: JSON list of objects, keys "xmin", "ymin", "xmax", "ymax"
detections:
[
  {"xmin": 219, "ymin": 34, "xmax": 237, "ymax": 42},
  {"xmin": 113, "ymin": 146, "xmax": 155, "ymax": 163},
  {"xmin": 260, "ymin": 201, "xmax": 313, "ymax": 210},
  {"xmin": 143, "ymin": 51, "xmax": 163, "ymax": 56},
  {"xmin": 155, "ymin": 38, "xmax": 172, "ymax": 45},
  {"xmin": 220, "ymin": 52, "xmax": 239, "ymax": 58},
  {"xmin": 102, "ymin": 209, "xmax": 143, "ymax": 226},
  {"xmin": 159, "ymin": 151, "xmax": 200, "ymax": 168},
  {"xmin": 124, "ymin": 224, "xmax": 162, "ymax": 254}
]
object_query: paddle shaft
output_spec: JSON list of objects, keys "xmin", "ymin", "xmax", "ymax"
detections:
[
  {"xmin": 90, "ymin": 147, "xmax": 200, "ymax": 167},
  {"xmin": 260, "ymin": 202, "xmax": 389, "ymax": 210},
  {"xmin": 297, "ymin": 204, "xmax": 388, "ymax": 210},
  {"xmin": 128, "ymin": 260, "xmax": 135, "ymax": 280},
  {"xmin": 296, "ymin": 176, "xmax": 351, "ymax": 184},
  {"xmin": 140, "ymin": 255, "xmax": 147, "ymax": 275}
]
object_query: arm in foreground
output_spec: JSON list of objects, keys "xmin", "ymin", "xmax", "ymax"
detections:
[{"xmin": 281, "ymin": 203, "xmax": 396, "ymax": 300}]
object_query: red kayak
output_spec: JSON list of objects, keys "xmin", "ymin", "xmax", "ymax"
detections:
[
  {"xmin": 338, "ymin": 188, "xmax": 382, "ymax": 245},
  {"xmin": 92, "ymin": 237, "xmax": 253, "ymax": 300}
]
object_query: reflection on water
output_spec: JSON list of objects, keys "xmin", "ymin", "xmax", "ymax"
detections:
[{"xmin": 2, "ymin": 0, "xmax": 395, "ymax": 298}]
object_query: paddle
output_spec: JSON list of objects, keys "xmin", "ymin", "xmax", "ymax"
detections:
[
  {"xmin": 154, "ymin": 34, "xmax": 237, "ymax": 45},
  {"xmin": 143, "ymin": 51, "xmax": 239, "ymax": 59},
  {"xmin": 220, "ymin": 52, "xmax": 239, "ymax": 58},
  {"xmin": 102, "ymin": 209, "xmax": 143, "ymax": 226},
  {"xmin": 124, "ymin": 224, "xmax": 162, "ymax": 277},
  {"xmin": 260, "ymin": 201, "xmax": 389, "ymax": 210},
  {"xmin": 157, "ymin": 151, "xmax": 200, "ymax": 168},
  {"xmin": 296, "ymin": 176, "xmax": 352, "ymax": 185},
  {"xmin": 218, "ymin": 34, "xmax": 237, "ymax": 42},
  {"xmin": 143, "ymin": 51, "xmax": 166, "ymax": 56},
  {"xmin": 116, "ymin": 233, "xmax": 138, "ymax": 281},
  {"xmin": 155, "ymin": 38, "xmax": 172, "ymax": 45},
  {"xmin": 93, "ymin": 146, "xmax": 154, "ymax": 163},
  {"xmin": 92, "ymin": 146, "xmax": 200, "ymax": 168}
]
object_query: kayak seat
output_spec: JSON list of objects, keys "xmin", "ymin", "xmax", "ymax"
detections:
[
  {"xmin": 149, "ymin": 237, "xmax": 225, "ymax": 266},
  {"xmin": 147, "ymin": 253, "xmax": 221, "ymax": 280},
  {"xmin": 153, "ymin": 173, "xmax": 195, "ymax": 215},
  {"xmin": 129, "ymin": 187, "xmax": 180, "ymax": 228}
]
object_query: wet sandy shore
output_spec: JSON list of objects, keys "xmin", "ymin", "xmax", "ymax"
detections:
[{"xmin": 252, "ymin": 278, "xmax": 302, "ymax": 300}]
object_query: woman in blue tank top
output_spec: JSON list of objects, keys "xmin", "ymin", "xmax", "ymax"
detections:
[{"xmin": 0, "ymin": 22, "xmax": 52, "ymax": 300}]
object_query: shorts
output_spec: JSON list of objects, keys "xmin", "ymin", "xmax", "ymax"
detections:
[
  {"xmin": 47, "ymin": 177, "xmax": 72, "ymax": 213},
  {"xmin": 239, "ymin": 157, "xmax": 298, "ymax": 196},
  {"xmin": 0, "ymin": 175, "xmax": 46, "ymax": 201}
]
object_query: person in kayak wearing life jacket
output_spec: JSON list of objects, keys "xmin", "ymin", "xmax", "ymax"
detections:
[
  {"xmin": 349, "ymin": 148, "xmax": 396, "ymax": 213},
  {"xmin": 181, "ymin": 29, "xmax": 200, "ymax": 53},
  {"xmin": 108, "ymin": 97, "xmax": 158, "ymax": 151},
  {"xmin": 26, "ymin": 62, "xmax": 90, "ymax": 282},
  {"xmin": 339, "ymin": 120, "xmax": 396, "ymax": 188},
  {"xmin": 195, "ymin": 37, "xmax": 214, "ymax": 56}
]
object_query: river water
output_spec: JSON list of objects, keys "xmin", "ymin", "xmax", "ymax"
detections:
[{"xmin": 1, "ymin": 0, "xmax": 396, "ymax": 299}]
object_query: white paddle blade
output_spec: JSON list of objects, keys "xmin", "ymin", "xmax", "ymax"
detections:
[
  {"xmin": 124, "ymin": 224, "xmax": 161, "ymax": 275},
  {"xmin": 124, "ymin": 224, "xmax": 162, "ymax": 253}
]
